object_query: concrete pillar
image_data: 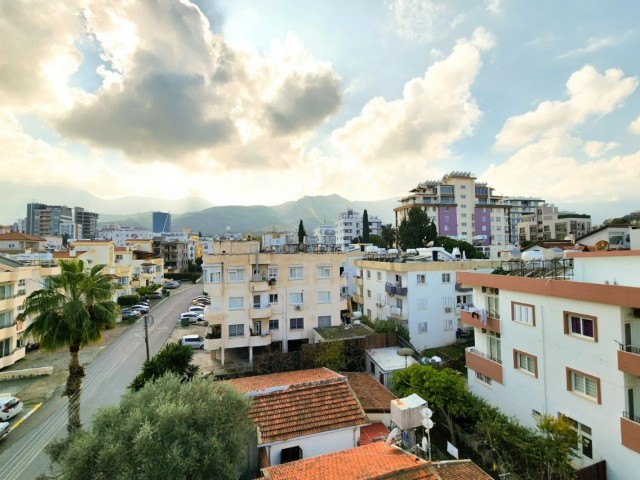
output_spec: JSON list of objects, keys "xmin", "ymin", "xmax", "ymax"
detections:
[
  {"xmin": 249, "ymin": 346, "xmax": 253, "ymax": 366},
  {"xmin": 221, "ymin": 347, "xmax": 225, "ymax": 366}
]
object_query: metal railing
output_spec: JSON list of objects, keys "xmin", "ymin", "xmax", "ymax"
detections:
[
  {"xmin": 466, "ymin": 347, "xmax": 502, "ymax": 365},
  {"xmin": 623, "ymin": 411, "xmax": 640, "ymax": 424},
  {"xmin": 618, "ymin": 343, "xmax": 640, "ymax": 355}
]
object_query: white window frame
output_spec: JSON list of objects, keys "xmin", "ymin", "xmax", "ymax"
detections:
[
  {"xmin": 418, "ymin": 322, "xmax": 428, "ymax": 334},
  {"xmin": 229, "ymin": 324, "xmax": 245, "ymax": 337},
  {"xmin": 317, "ymin": 291, "xmax": 331, "ymax": 303},
  {"xmin": 316, "ymin": 265, "xmax": 331, "ymax": 279},
  {"xmin": 318, "ymin": 315, "xmax": 331, "ymax": 328},
  {"xmin": 475, "ymin": 372, "xmax": 492, "ymax": 386},
  {"xmin": 210, "ymin": 270, "xmax": 222, "ymax": 283},
  {"xmin": 513, "ymin": 302, "xmax": 534, "ymax": 325},
  {"xmin": 443, "ymin": 318, "xmax": 454, "ymax": 331},
  {"xmin": 289, "ymin": 292, "xmax": 304, "ymax": 305},
  {"xmin": 289, "ymin": 265, "xmax": 303, "ymax": 280},
  {"xmin": 290, "ymin": 317, "xmax": 304, "ymax": 330},
  {"xmin": 416, "ymin": 274, "xmax": 426, "ymax": 285},
  {"xmin": 228, "ymin": 268, "xmax": 245, "ymax": 283},
  {"xmin": 441, "ymin": 273, "xmax": 451, "ymax": 283},
  {"xmin": 569, "ymin": 369, "xmax": 599, "ymax": 402},
  {"xmin": 268, "ymin": 266, "xmax": 279, "ymax": 279},
  {"xmin": 228, "ymin": 297, "xmax": 244, "ymax": 310}
]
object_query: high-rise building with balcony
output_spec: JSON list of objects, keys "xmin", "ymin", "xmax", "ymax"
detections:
[
  {"xmin": 518, "ymin": 204, "xmax": 592, "ymax": 243},
  {"xmin": 335, "ymin": 209, "xmax": 382, "ymax": 250},
  {"xmin": 26, "ymin": 203, "xmax": 73, "ymax": 237}
]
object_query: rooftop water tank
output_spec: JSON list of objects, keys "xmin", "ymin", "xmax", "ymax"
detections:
[
  {"xmin": 543, "ymin": 247, "xmax": 564, "ymax": 260},
  {"xmin": 501, "ymin": 249, "xmax": 522, "ymax": 261},
  {"xmin": 521, "ymin": 250, "xmax": 545, "ymax": 261}
]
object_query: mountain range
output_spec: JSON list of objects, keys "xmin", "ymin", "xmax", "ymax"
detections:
[{"xmin": 99, "ymin": 195, "xmax": 399, "ymax": 235}]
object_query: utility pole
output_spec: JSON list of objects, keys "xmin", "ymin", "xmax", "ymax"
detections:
[{"xmin": 143, "ymin": 315, "xmax": 154, "ymax": 361}]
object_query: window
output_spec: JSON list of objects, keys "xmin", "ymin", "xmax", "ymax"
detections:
[
  {"xmin": 228, "ymin": 297, "xmax": 244, "ymax": 310},
  {"xmin": 229, "ymin": 324, "xmax": 244, "ymax": 337},
  {"xmin": 290, "ymin": 318, "xmax": 304, "ymax": 330},
  {"xmin": 0, "ymin": 338, "xmax": 11, "ymax": 358},
  {"xmin": 476, "ymin": 372, "xmax": 492, "ymax": 386},
  {"xmin": 461, "ymin": 213, "xmax": 467, "ymax": 218},
  {"xmin": 461, "ymin": 194, "xmax": 466, "ymax": 199},
  {"xmin": 443, "ymin": 319, "xmax": 454, "ymax": 331},
  {"xmin": 318, "ymin": 316, "xmax": 331, "ymax": 328},
  {"xmin": 289, "ymin": 292, "xmax": 304, "ymax": 304},
  {"xmin": 209, "ymin": 270, "xmax": 222, "ymax": 283},
  {"xmin": 228, "ymin": 268, "xmax": 245, "ymax": 282},
  {"xmin": 366, "ymin": 270, "xmax": 371, "ymax": 279},
  {"xmin": 512, "ymin": 302, "xmax": 535, "ymax": 326},
  {"xmin": 367, "ymin": 309, "xmax": 372, "ymax": 318},
  {"xmin": 367, "ymin": 289, "xmax": 371, "ymax": 298},
  {"xmin": 268, "ymin": 266, "xmax": 279, "ymax": 279},
  {"xmin": 269, "ymin": 293, "xmax": 279, "ymax": 304},
  {"xmin": 441, "ymin": 273, "xmax": 451, "ymax": 283},
  {"xmin": 418, "ymin": 322, "xmax": 428, "ymax": 333},
  {"xmin": 18, "ymin": 279, "xmax": 26, "ymax": 287},
  {"xmin": 0, "ymin": 310, "xmax": 13, "ymax": 329},
  {"xmin": 487, "ymin": 296, "xmax": 500, "ymax": 319},
  {"xmin": 377, "ymin": 272, "xmax": 382, "ymax": 281},
  {"xmin": 317, "ymin": 291, "xmax": 331, "ymax": 303},
  {"xmin": 280, "ymin": 446, "xmax": 303, "ymax": 464},
  {"xmin": 514, "ymin": 350, "xmax": 537, "ymax": 377},
  {"xmin": 564, "ymin": 312, "xmax": 597, "ymax": 340},
  {"xmin": 289, "ymin": 266, "xmax": 303, "ymax": 280},
  {"xmin": 317, "ymin": 265, "xmax": 331, "ymax": 279},
  {"xmin": 416, "ymin": 274, "xmax": 426, "ymax": 285},
  {"xmin": 0, "ymin": 285, "xmax": 12, "ymax": 301},
  {"xmin": 370, "ymin": 361, "xmax": 376, "ymax": 374},
  {"xmin": 567, "ymin": 368, "xmax": 600, "ymax": 403},
  {"xmin": 269, "ymin": 319, "xmax": 279, "ymax": 330},
  {"xmin": 488, "ymin": 336, "xmax": 502, "ymax": 363},
  {"xmin": 562, "ymin": 415, "xmax": 593, "ymax": 460},
  {"xmin": 416, "ymin": 298, "xmax": 427, "ymax": 310}
]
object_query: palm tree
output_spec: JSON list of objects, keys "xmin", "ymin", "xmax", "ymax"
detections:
[{"xmin": 20, "ymin": 259, "xmax": 118, "ymax": 433}]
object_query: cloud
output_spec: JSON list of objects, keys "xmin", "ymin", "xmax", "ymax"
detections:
[
  {"xmin": 583, "ymin": 140, "xmax": 619, "ymax": 158},
  {"xmin": 0, "ymin": 0, "xmax": 85, "ymax": 111},
  {"xmin": 31, "ymin": 0, "xmax": 343, "ymax": 163},
  {"xmin": 494, "ymin": 66, "xmax": 638, "ymax": 151},
  {"xmin": 486, "ymin": 0, "xmax": 502, "ymax": 15},
  {"xmin": 557, "ymin": 34, "xmax": 630, "ymax": 59},
  {"xmin": 389, "ymin": 0, "xmax": 451, "ymax": 43},
  {"xmin": 332, "ymin": 28, "xmax": 494, "ymax": 164},
  {"xmin": 630, "ymin": 115, "xmax": 640, "ymax": 135}
]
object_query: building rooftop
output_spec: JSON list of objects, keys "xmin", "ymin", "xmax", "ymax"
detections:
[
  {"xmin": 0, "ymin": 232, "xmax": 46, "ymax": 241},
  {"xmin": 367, "ymin": 347, "xmax": 418, "ymax": 371},
  {"xmin": 261, "ymin": 442, "xmax": 437, "ymax": 480},
  {"xmin": 227, "ymin": 367, "xmax": 341, "ymax": 394},
  {"xmin": 228, "ymin": 369, "xmax": 367, "ymax": 445},
  {"xmin": 357, "ymin": 422, "xmax": 390, "ymax": 446},
  {"xmin": 342, "ymin": 372, "xmax": 396, "ymax": 413},
  {"xmin": 431, "ymin": 460, "xmax": 494, "ymax": 479},
  {"xmin": 314, "ymin": 323, "xmax": 375, "ymax": 341}
]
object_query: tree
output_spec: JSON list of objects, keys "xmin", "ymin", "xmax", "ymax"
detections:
[
  {"xmin": 397, "ymin": 207, "xmax": 437, "ymax": 249},
  {"xmin": 368, "ymin": 234, "xmax": 387, "ymax": 248},
  {"xmin": 298, "ymin": 219, "xmax": 306, "ymax": 244},
  {"xmin": 436, "ymin": 236, "xmax": 484, "ymax": 259},
  {"xmin": 393, "ymin": 364, "xmax": 475, "ymax": 444},
  {"xmin": 129, "ymin": 341, "xmax": 200, "ymax": 392},
  {"xmin": 44, "ymin": 375, "xmax": 254, "ymax": 480},
  {"xmin": 380, "ymin": 223, "xmax": 396, "ymax": 248},
  {"xmin": 20, "ymin": 260, "xmax": 118, "ymax": 433},
  {"xmin": 362, "ymin": 209, "xmax": 370, "ymax": 242},
  {"xmin": 361, "ymin": 317, "xmax": 410, "ymax": 342},
  {"xmin": 311, "ymin": 341, "xmax": 346, "ymax": 371}
]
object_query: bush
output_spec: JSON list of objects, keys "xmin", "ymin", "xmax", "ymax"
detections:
[
  {"xmin": 165, "ymin": 273, "xmax": 200, "ymax": 283},
  {"xmin": 117, "ymin": 294, "xmax": 140, "ymax": 306},
  {"xmin": 136, "ymin": 285, "xmax": 161, "ymax": 296}
]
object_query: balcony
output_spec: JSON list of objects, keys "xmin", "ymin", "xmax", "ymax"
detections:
[
  {"xmin": 354, "ymin": 277, "xmax": 364, "ymax": 287},
  {"xmin": 250, "ymin": 306, "xmax": 272, "ymax": 319},
  {"xmin": 465, "ymin": 347, "xmax": 503, "ymax": 384},
  {"xmin": 250, "ymin": 332, "xmax": 272, "ymax": 347},
  {"xmin": 621, "ymin": 412, "xmax": 640, "ymax": 454},
  {"xmin": 0, "ymin": 346, "xmax": 26, "ymax": 369},
  {"xmin": 352, "ymin": 294, "xmax": 364, "ymax": 304},
  {"xmin": 250, "ymin": 274, "xmax": 270, "ymax": 292},
  {"xmin": 460, "ymin": 309, "xmax": 501, "ymax": 334},
  {"xmin": 389, "ymin": 306, "xmax": 407, "ymax": 320},
  {"xmin": 618, "ymin": 346, "xmax": 640, "ymax": 377},
  {"xmin": 204, "ymin": 336, "xmax": 222, "ymax": 351},
  {"xmin": 385, "ymin": 284, "xmax": 397, "ymax": 295}
]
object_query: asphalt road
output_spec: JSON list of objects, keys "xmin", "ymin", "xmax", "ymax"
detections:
[{"xmin": 0, "ymin": 284, "xmax": 202, "ymax": 480}]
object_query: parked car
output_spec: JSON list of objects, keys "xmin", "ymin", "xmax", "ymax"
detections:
[
  {"xmin": 0, "ymin": 396, "xmax": 23, "ymax": 421},
  {"xmin": 179, "ymin": 312, "xmax": 203, "ymax": 324},
  {"xmin": 121, "ymin": 309, "xmax": 142, "ymax": 318},
  {"xmin": 193, "ymin": 297, "xmax": 210, "ymax": 305},
  {"xmin": 164, "ymin": 281, "xmax": 180, "ymax": 289},
  {"xmin": 0, "ymin": 421, "xmax": 9, "ymax": 441},
  {"xmin": 130, "ymin": 304, "xmax": 150, "ymax": 313},
  {"xmin": 181, "ymin": 335, "xmax": 205, "ymax": 349},
  {"xmin": 188, "ymin": 305, "xmax": 205, "ymax": 314},
  {"xmin": 149, "ymin": 291, "xmax": 163, "ymax": 299}
]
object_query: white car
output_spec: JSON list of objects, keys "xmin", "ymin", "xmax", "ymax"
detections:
[
  {"xmin": 0, "ymin": 421, "xmax": 10, "ymax": 441},
  {"xmin": 130, "ymin": 304, "xmax": 150, "ymax": 313},
  {"xmin": 179, "ymin": 312, "xmax": 203, "ymax": 324},
  {"xmin": 188, "ymin": 305, "xmax": 205, "ymax": 314},
  {"xmin": 0, "ymin": 396, "xmax": 23, "ymax": 421},
  {"xmin": 181, "ymin": 335, "xmax": 205, "ymax": 349}
]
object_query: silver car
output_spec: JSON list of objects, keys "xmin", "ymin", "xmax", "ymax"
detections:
[
  {"xmin": 181, "ymin": 335, "xmax": 205, "ymax": 349},
  {"xmin": 0, "ymin": 396, "xmax": 23, "ymax": 421}
]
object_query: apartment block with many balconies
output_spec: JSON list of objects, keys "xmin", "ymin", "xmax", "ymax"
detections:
[
  {"xmin": 201, "ymin": 241, "xmax": 349, "ymax": 365},
  {"xmin": 458, "ymin": 239, "xmax": 640, "ymax": 480}
]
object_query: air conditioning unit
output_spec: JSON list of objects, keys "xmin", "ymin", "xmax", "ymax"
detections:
[
  {"xmin": 376, "ymin": 302, "xmax": 384, "ymax": 308},
  {"xmin": 444, "ymin": 307, "xmax": 452, "ymax": 313},
  {"xmin": 294, "ymin": 305, "xmax": 302, "ymax": 311},
  {"xmin": 482, "ymin": 287, "xmax": 487, "ymax": 293}
]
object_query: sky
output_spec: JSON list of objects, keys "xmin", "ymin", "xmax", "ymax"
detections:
[{"xmin": 1, "ymin": 0, "xmax": 639, "ymax": 225}]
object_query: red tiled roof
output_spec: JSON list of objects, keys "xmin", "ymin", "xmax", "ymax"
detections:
[
  {"xmin": 228, "ymin": 367, "xmax": 341, "ymax": 394},
  {"xmin": 228, "ymin": 369, "xmax": 367, "ymax": 445},
  {"xmin": 342, "ymin": 372, "xmax": 396, "ymax": 413},
  {"xmin": 115, "ymin": 247, "xmax": 128, "ymax": 251},
  {"xmin": 0, "ymin": 232, "xmax": 46, "ymax": 241},
  {"xmin": 261, "ymin": 442, "xmax": 437, "ymax": 480},
  {"xmin": 358, "ymin": 422, "xmax": 389, "ymax": 446},
  {"xmin": 431, "ymin": 460, "xmax": 494, "ymax": 480}
]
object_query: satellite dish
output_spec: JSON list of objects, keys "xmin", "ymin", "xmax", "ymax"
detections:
[
  {"xmin": 595, "ymin": 240, "xmax": 609, "ymax": 251},
  {"xmin": 421, "ymin": 407, "xmax": 433, "ymax": 419},
  {"xmin": 386, "ymin": 427, "xmax": 401, "ymax": 445},
  {"xmin": 426, "ymin": 241, "xmax": 435, "ymax": 247},
  {"xmin": 422, "ymin": 418, "xmax": 434, "ymax": 430}
]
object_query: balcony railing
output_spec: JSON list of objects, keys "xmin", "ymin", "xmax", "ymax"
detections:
[
  {"xmin": 617, "ymin": 345, "xmax": 640, "ymax": 376},
  {"xmin": 623, "ymin": 411, "xmax": 640, "ymax": 424},
  {"xmin": 460, "ymin": 309, "xmax": 501, "ymax": 334},
  {"xmin": 621, "ymin": 412, "xmax": 640, "ymax": 454},
  {"xmin": 465, "ymin": 347, "xmax": 503, "ymax": 384}
]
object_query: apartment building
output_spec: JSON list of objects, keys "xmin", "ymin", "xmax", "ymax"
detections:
[
  {"xmin": 458, "ymin": 248, "xmax": 640, "ymax": 479},
  {"xmin": 26, "ymin": 203, "xmax": 74, "ymax": 237},
  {"xmin": 153, "ymin": 237, "xmax": 190, "ymax": 272},
  {"xmin": 0, "ymin": 233, "xmax": 47, "ymax": 254},
  {"xmin": 96, "ymin": 226, "xmax": 153, "ymax": 246},
  {"xmin": 354, "ymin": 249, "xmax": 500, "ymax": 350},
  {"xmin": 335, "ymin": 209, "xmax": 382, "ymax": 250},
  {"xmin": 394, "ymin": 172, "xmax": 510, "ymax": 246},
  {"xmin": 73, "ymin": 207, "xmax": 99, "ymax": 240},
  {"xmin": 202, "ymin": 241, "xmax": 348, "ymax": 365},
  {"xmin": 518, "ymin": 204, "xmax": 592, "ymax": 243},
  {"xmin": 152, "ymin": 211, "xmax": 171, "ymax": 234},
  {"xmin": 502, "ymin": 196, "xmax": 546, "ymax": 246},
  {"xmin": 0, "ymin": 256, "xmax": 60, "ymax": 369}
]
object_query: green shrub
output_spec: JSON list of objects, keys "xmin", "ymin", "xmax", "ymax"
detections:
[{"xmin": 117, "ymin": 294, "xmax": 140, "ymax": 306}]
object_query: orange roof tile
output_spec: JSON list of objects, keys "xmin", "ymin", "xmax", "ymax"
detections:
[
  {"xmin": 431, "ymin": 460, "xmax": 494, "ymax": 480},
  {"xmin": 0, "ymin": 232, "xmax": 46, "ymax": 241},
  {"xmin": 358, "ymin": 422, "xmax": 390, "ymax": 446},
  {"xmin": 228, "ymin": 369, "xmax": 367, "ymax": 445},
  {"xmin": 261, "ymin": 442, "xmax": 437, "ymax": 480},
  {"xmin": 342, "ymin": 372, "xmax": 396, "ymax": 413},
  {"xmin": 228, "ymin": 367, "xmax": 341, "ymax": 394}
]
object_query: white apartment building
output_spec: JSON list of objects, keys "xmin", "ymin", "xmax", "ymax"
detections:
[
  {"xmin": 354, "ymin": 250, "xmax": 501, "ymax": 350},
  {"xmin": 0, "ymin": 256, "xmax": 60, "ymax": 369},
  {"xmin": 518, "ymin": 204, "xmax": 592, "ymax": 243},
  {"xmin": 335, "ymin": 209, "xmax": 382, "ymax": 250},
  {"xmin": 96, "ymin": 226, "xmax": 153, "ymax": 246},
  {"xmin": 202, "ymin": 241, "xmax": 349, "ymax": 365},
  {"xmin": 458, "ymin": 250, "xmax": 640, "ymax": 479},
  {"xmin": 502, "ymin": 196, "xmax": 545, "ymax": 245},
  {"xmin": 395, "ymin": 172, "xmax": 510, "ymax": 247}
]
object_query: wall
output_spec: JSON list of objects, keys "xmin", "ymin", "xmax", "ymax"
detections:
[{"xmin": 268, "ymin": 427, "xmax": 359, "ymax": 466}]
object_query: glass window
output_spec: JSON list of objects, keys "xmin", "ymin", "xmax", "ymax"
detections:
[
  {"xmin": 512, "ymin": 303, "xmax": 534, "ymax": 325},
  {"xmin": 377, "ymin": 271, "xmax": 382, "ymax": 281},
  {"xmin": 418, "ymin": 322, "xmax": 428, "ymax": 333},
  {"xmin": 289, "ymin": 266, "xmax": 303, "ymax": 280},
  {"xmin": 317, "ymin": 291, "xmax": 331, "ymax": 303},
  {"xmin": 290, "ymin": 318, "xmax": 304, "ymax": 330},
  {"xmin": 229, "ymin": 324, "xmax": 244, "ymax": 337},
  {"xmin": 476, "ymin": 372, "xmax": 492, "ymax": 386},
  {"xmin": 565, "ymin": 313, "xmax": 596, "ymax": 340},
  {"xmin": 209, "ymin": 270, "xmax": 222, "ymax": 283},
  {"xmin": 269, "ymin": 319, "xmax": 279, "ymax": 330},
  {"xmin": 318, "ymin": 316, "xmax": 331, "ymax": 328},
  {"xmin": 228, "ymin": 297, "xmax": 244, "ymax": 310},
  {"xmin": 269, "ymin": 293, "xmax": 279, "ymax": 304},
  {"xmin": 289, "ymin": 292, "xmax": 304, "ymax": 304},
  {"xmin": 317, "ymin": 265, "xmax": 331, "ymax": 279},
  {"xmin": 516, "ymin": 351, "xmax": 537, "ymax": 375},
  {"xmin": 569, "ymin": 369, "xmax": 599, "ymax": 401},
  {"xmin": 268, "ymin": 266, "xmax": 279, "ymax": 279},
  {"xmin": 417, "ymin": 274, "xmax": 426, "ymax": 285},
  {"xmin": 441, "ymin": 273, "xmax": 451, "ymax": 283},
  {"xmin": 228, "ymin": 268, "xmax": 245, "ymax": 282}
]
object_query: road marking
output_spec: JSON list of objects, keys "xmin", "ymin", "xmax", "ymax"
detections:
[{"xmin": 9, "ymin": 403, "xmax": 42, "ymax": 432}]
